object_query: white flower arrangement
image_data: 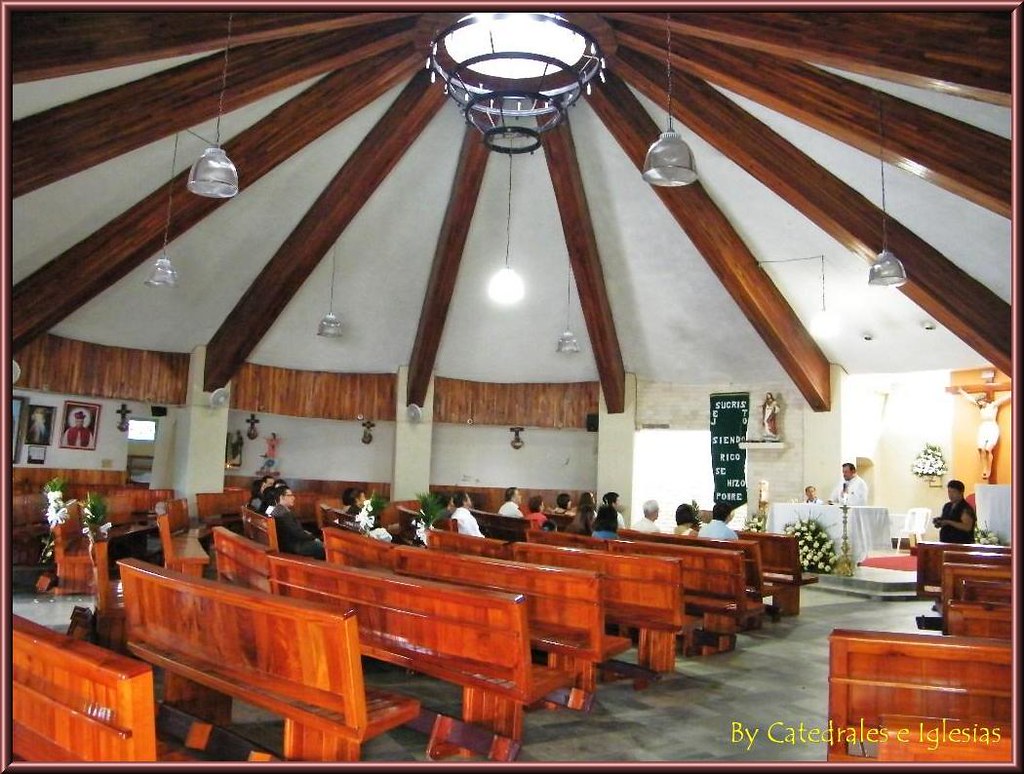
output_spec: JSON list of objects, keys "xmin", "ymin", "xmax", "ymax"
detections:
[
  {"xmin": 911, "ymin": 443, "xmax": 948, "ymax": 479},
  {"xmin": 975, "ymin": 525, "xmax": 1002, "ymax": 546},
  {"xmin": 744, "ymin": 510, "xmax": 767, "ymax": 532},
  {"xmin": 783, "ymin": 518, "xmax": 837, "ymax": 573}
]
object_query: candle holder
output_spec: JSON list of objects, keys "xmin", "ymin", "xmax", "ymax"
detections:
[{"xmin": 833, "ymin": 502, "xmax": 855, "ymax": 576}]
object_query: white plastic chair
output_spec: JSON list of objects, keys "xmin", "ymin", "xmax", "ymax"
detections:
[
  {"xmin": 889, "ymin": 513, "xmax": 908, "ymax": 549},
  {"xmin": 902, "ymin": 507, "xmax": 932, "ymax": 548}
]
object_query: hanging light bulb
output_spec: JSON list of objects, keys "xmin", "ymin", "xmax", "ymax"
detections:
[
  {"xmin": 643, "ymin": 13, "xmax": 697, "ymax": 186},
  {"xmin": 146, "ymin": 133, "xmax": 182, "ymax": 288},
  {"xmin": 317, "ymin": 242, "xmax": 343, "ymax": 337},
  {"xmin": 810, "ymin": 255, "xmax": 839, "ymax": 339},
  {"xmin": 868, "ymin": 97, "xmax": 907, "ymax": 287},
  {"xmin": 188, "ymin": 13, "xmax": 239, "ymax": 198},
  {"xmin": 488, "ymin": 155, "xmax": 525, "ymax": 304},
  {"xmin": 556, "ymin": 262, "xmax": 580, "ymax": 352}
]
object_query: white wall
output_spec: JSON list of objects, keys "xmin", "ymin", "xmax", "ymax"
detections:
[
  {"xmin": 632, "ymin": 429, "xmax": 714, "ymax": 532},
  {"xmin": 430, "ymin": 423, "xmax": 597, "ymax": 490},
  {"xmin": 226, "ymin": 410, "xmax": 395, "ymax": 483}
]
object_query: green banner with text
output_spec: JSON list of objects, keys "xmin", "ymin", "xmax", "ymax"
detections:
[{"xmin": 710, "ymin": 392, "xmax": 749, "ymax": 507}]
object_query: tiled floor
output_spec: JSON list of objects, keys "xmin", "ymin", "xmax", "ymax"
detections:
[{"xmin": 12, "ymin": 564, "xmax": 936, "ymax": 762}]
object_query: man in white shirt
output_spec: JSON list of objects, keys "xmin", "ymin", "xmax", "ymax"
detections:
[
  {"xmin": 450, "ymin": 491, "xmax": 484, "ymax": 537},
  {"xmin": 497, "ymin": 487, "xmax": 523, "ymax": 517},
  {"xmin": 828, "ymin": 463, "xmax": 869, "ymax": 506},
  {"xmin": 632, "ymin": 500, "xmax": 662, "ymax": 533},
  {"xmin": 699, "ymin": 502, "xmax": 738, "ymax": 540}
]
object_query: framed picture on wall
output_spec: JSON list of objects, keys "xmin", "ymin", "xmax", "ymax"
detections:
[
  {"xmin": 12, "ymin": 397, "xmax": 29, "ymax": 462},
  {"xmin": 59, "ymin": 400, "xmax": 101, "ymax": 451},
  {"xmin": 27, "ymin": 445, "xmax": 47, "ymax": 464},
  {"xmin": 25, "ymin": 404, "xmax": 55, "ymax": 446}
]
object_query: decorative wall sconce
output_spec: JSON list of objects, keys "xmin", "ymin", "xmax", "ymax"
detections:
[
  {"xmin": 510, "ymin": 426, "xmax": 525, "ymax": 450},
  {"xmin": 362, "ymin": 420, "xmax": 375, "ymax": 445},
  {"xmin": 246, "ymin": 413, "xmax": 260, "ymax": 440},
  {"xmin": 116, "ymin": 403, "xmax": 131, "ymax": 432}
]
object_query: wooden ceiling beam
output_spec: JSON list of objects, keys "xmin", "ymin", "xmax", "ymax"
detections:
[
  {"xmin": 587, "ymin": 72, "xmax": 832, "ymax": 412},
  {"xmin": 616, "ymin": 47, "xmax": 1011, "ymax": 376},
  {"xmin": 12, "ymin": 46, "xmax": 421, "ymax": 352},
  {"xmin": 203, "ymin": 71, "xmax": 446, "ymax": 391},
  {"xmin": 614, "ymin": 22, "xmax": 1010, "ymax": 218},
  {"xmin": 11, "ymin": 11, "xmax": 417, "ymax": 82},
  {"xmin": 13, "ymin": 20, "xmax": 416, "ymax": 198},
  {"xmin": 605, "ymin": 11, "xmax": 1011, "ymax": 105},
  {"xmin": 406, "ymin": 129, "xmax": 491, "ymax": 409},
  {"xmin": 542, "ymin": 123, "xmax": 627, "ymax": 414}
]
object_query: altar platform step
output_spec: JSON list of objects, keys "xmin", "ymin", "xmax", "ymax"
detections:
[{"xmin": 814, "ymin": 564, "xmax": 917, "ymax": 600}]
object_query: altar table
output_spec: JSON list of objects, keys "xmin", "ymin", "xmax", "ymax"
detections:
[{"xmin": 768, "ymin": 504, "xmax": 892, "ymax": 565}]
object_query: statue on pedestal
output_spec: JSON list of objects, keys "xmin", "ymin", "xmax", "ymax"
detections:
[{"xmin": 761, "ymin": 392, "xmax": 780, "ymax": 441}]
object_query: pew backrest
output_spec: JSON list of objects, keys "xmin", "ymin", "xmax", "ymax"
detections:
[
  {"xmin": 469, "ymin": 509, "xmax": 532, "ymax": 542},
  {"xmin": 164, "ymin": 498, "xmax": 191, "ymax": 533},
  {"xmin": 915, "ymin": 542, "xmax": 1011, "ymax": 598},
  {"xmin": 945, "ymin": 600, "xmax": 1011, "ymax": 639},
  {"xmin": 940, "ymin": 563, "xmax": 1011, "ymax": 609},
  {"xmin": 322, "ymin": 525, "xmax": 397, "ymax": 569},
  {"xmin": 426, "ymin": 527, "xmax": 513, "ymax": 558},
  {"xmin": 241, "ymin": 506, "xmax": 280, "ymax": 551},
  {"xmin": 827, "ymin": 629, "xmax": 1012, "ymax": 761},
  {"xmin": 196, "ymin": 490, "xmax": 249, "ymax": 522},
  {"xmin": 736, "ymin": 530, "xmax": 812, "ymax": 584},
  {"xmin": 213, "ymin": 526, "xmax": 271, "ymax": 592},
  {"xmin": 13, "ymin": 614, "xmax": 157, "ymax": 761},
  {"xmin": 620, "ymin": 530, "xmax": 765, "ymax": 595},
  {"xmin": 526, "ymin": 529, "xmax": 610, "ymax": 550}
]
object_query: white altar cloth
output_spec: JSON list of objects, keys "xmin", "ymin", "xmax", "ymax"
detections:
[
  {"xmin": 768, "ymin": 503, "xmax": 892, "ymax": 565},
  {"xmin": 974, "ymin": 484, "xmax": 1011, "ymax": 544}
]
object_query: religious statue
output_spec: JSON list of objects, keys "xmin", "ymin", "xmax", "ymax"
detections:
[
  {"xmin": 958, "ymin": 388, "xmax": 1011, "ymax": 480},
  {"xmin": 257, "ymin": 432, "xmax": 280, "ymax": 475},
  {"xmin": 225, "ymin": 430, "xmax": 243, "ymax": 468},
  {"xmin": 761, "ymin": 392, "xmax": 780, "ymax": 441}
]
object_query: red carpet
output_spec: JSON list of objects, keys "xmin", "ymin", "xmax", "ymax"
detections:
[{"xmin": 858, "ymin": 554, "xmax": 916, "ymax": 572}]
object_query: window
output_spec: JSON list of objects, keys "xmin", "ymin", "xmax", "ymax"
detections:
[{"xmin": 127, "ymin": 418, "xmax": 157, "ymax": 441}]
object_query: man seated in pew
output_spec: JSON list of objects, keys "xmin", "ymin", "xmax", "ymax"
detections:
[
  {"xmin": 934, "ymin": 479, "xmax": 977, "ymax": 544},
  {"xmin": 450, "ymin": 491, "xmax": 484, "ymax": 537},
  {"xmin": 551, "ymin": 492, "xmax": 575, "ymax": 516},
  {"xmin": 591, "ymin": 505, "xmax": 620, "ymax": 539},
  {"xmin": 699, "ymin": 502, "xmax": 738, "ymax": 540},
  {"xmin": 674, "ymin": 503, "xmax": 700, "ymax": 535},
  {"xmin": 498, "ymin": 487, "xmax": 523, "ymax": 517},
  {"xmin": 268, "ymin": 486, "xmax": 326, "ymax": 559},
  {"xmin": 524, "ymin": 495, "xmax": 551, "ymax": 530},
  {"xmin": 632, "ymin": 500, "xmax": 663, "ymax": 533}
]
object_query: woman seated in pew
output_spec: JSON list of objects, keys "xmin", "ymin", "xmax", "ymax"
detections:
[
  {"xmin": 266, "ymin": 485, "xmax": 326, "ymax": 560},
  {"xmin": 341, "ymin": 487, "xmax": 366, "ymax": 517},
  {"xmin": 591, "ymin": 505, "xmax": 621, "ymax": 540},
  {"xmin": 674, "ymin": 503, "xmax": 700, "ymax": 536},
  {"xmin": 565, "ymin": 492, "xmax": 597, "ymax": 534},
  {"xmin": 450, "ymin": 491, "xmax": 484, "ymax": 537},
  {"xmin": 248, "ymin": 474, "xmax": 276, "ymax": 512},
  {"xmin": 524, "ymin": 495, "xmax": 551, "ymax": 531},
  {"xmin": 550, "ymin": 492, "xmax": 575, "ymax": 516}
]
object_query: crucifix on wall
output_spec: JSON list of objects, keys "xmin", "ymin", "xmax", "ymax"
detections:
[
  {"xmin": 946, "ymin": 377, "xmax": 1012, "ymax": 482},
  {"xmin": 116, "ymin": 403, "xmax": 131, "ymax": 432},
  {"xmin": 246, "ymin": 413, "xmax": 260, "ymax": 440}
]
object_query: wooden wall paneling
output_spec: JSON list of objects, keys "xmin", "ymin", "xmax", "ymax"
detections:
[
  {"xmin": 587, "ymin": 70, "xmax": 832, "ymax": 411},
  {"xmin": 406, "ymin": 128, "xmax": 491, "ymax": 409},
  {"xmin": 225, "ymin": 475, "xmax": 391, "ymax": 499},
  {"xmin": 13, "ymin": 20, "xmax": 416, "ymax": 197},
  {"xmin": 13, "ymin": 334, "xmax": 189, "ymax": 404},
  {"xmin": 12, "ymin": 45, "xmax": 421, "ymax": 352},
  {"xmin": 230, "ymin": 363, "xmax": 396, "ymax": 421},
  {"xmin": 543, "ymin": 122, "xmax": 626, "ymax": 413},
  {"xmin": 433, "ymin": 378, "xmax": 598, "ymax": 428},
  {"xmin": 614, "ymin": 49, "xmax": 1011, "ymax": 377},
  {"xmin": 11, "ymin": 11, "xmax": 417, "ymax": 82},
  {"xmin": 612, "ymin": 21, "xmax": 1010, "ymax": 218},
  {"xmin": 12, "ymin": 468, "xmax": 128, "ymax": 494},
  {"xmin": 202, "ymin": 70, "xmax": 445, "ymax": 392},
  {"xmin": 607, "ymin": 11, "xmax": 1011, "ymax": 105}
]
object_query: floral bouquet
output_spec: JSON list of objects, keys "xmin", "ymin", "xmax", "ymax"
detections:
[
  {"xmin": 784, "ymin": 518, "xmax": 837, "ymax": 573},
  {"xmin": 911, "ymin": 443, "xmax": 948, "ymax": 479},
  {"xmin": 412, "ymin": 492, "xmax": 448, "ymax": 546},
  {"xmin": 81, "ymin": 492, "xmax": 112, "ymax": 542},
  {"xmin": 975, "ymin": 525, "xmax": 1002, "ymax": 546},
  {"xmin": 744, "ymin": 510, "xmax": 767, "ymax": 532},
  {"xmin": 39, "ymin": 477, "xmax": 70, "ymax": 563},
  {"xmin": 355, "ymin": 491, "xmax": 391, "ymax": 542}
]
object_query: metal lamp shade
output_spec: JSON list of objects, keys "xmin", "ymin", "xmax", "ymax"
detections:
[
  {"xmin": 868, "ymin": 248, "xmax": 908, "ymax": 287},
  {"xmin": 144, "ymin": 255, "xmax": 179, "ymax": 288},
  {"xmin": 187, "ymin": 147, "xmax": 239, "ymax": 198},
  {"xmin": 556, "ymin": 329, "xmax": 580, "ymax": 353},
  {"xmin": 642, "ymin": 130, "xmax": 698, "ymax": 186},
  {"xmin": 317, "ymin": 311, "xmax": 343, "ymax": 337}
]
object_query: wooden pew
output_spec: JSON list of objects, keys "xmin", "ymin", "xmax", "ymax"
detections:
[
  {"xmin": 525, "ymin": 528, "xmax": 605, "ymax": 550},
  {"xmin": 157, "ymin": 499, "xmax": 208, "ymax": 577},
  {"xmin": 391, "ymin": 545, "xmax": 630, "ymax": 701},
  {"xmin": 119, "ymin": 558, "xmax": 420, "ymax": 761},
  {"xmin": 944, "ymin": 600, "xmax": 1011, "ymax": 639},
  {"xmin": 469, "ymin": 509, "xmax": 531, "ymax": 542},
  {"xmin": 241, "ymin": 505, "xmax": 280, "ymax": 551},
  {"xmin": 827, "ymin": 629, "xmax": 1012, "ymax": 761},
  {"xmin": 52, "ymin": 502, "xmax": 93, "ymax": 594},
  {"xmin": 12, "ymin": 492, "xmax": 49, "ymax": 565},
  {"xmin": 607, "ymin": 539, "xmax": 763, "ymax": 644},
  {"xmin": 914, "ymin": 541, "xmax": 1011, "ymax": 598},
  {"xmin": 91, "ymin": 538, "xmax": 127, "ymax": 652},
  {"xmin": 737, "ymin": 530, "xmax": 818, "ymax": 615},
  {"xmin": 322, "ymin": 525, "xmax": 398, "ymax": 569},
  {"xmin": 511, "ymin": 541, "xmax": 696, "ymax": 673},
  {"xmin": 877, "ymin": 715, "xmax": 1011, "ymax": 762},
  {"xmin": 426, "ymin": 527, "xmax": 513, "ymax": 559},
  {"xmin": 265, "ymin": 553, "xmax": 576, "ymax": 761},
  {"xmin": 939, "ymin": 563, "xmax": 1011, "ymax": 635},
  {"xmin": 13, "ymin": 614, "xmax": 157, "ymax": 761},
  {"xmin": 292, "ymin": 491, "xmax": 338, "ymax": 529},
  {"xmin": 195, "ymin": 489, "xmax": 249, "ymax": 531},
  {"xmin": 212, "ymin": 526, "xmax": 271, "ymax": 592}
]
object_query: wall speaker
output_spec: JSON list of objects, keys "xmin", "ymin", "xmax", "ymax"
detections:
[
  {"xmin": 585, "ymin": 413, "xmax": 599, "ymax": 432},
  {"xmin": 151, "ymin": 406, "xmax": 168, "ymax": 417}
]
